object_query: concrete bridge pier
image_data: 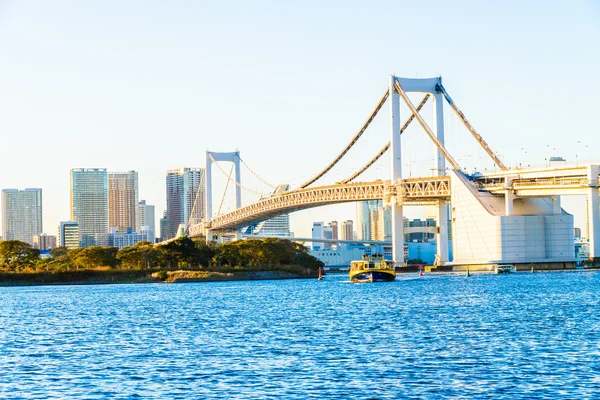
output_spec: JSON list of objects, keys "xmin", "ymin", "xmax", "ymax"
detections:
[{"xmin": 587, "ymin": 165, "xmax": 600, "ymax": 261}]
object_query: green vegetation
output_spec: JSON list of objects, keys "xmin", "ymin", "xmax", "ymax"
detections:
[{"xmin": 0, "ymin": 238, "xmax": 323, "ymax": 284}]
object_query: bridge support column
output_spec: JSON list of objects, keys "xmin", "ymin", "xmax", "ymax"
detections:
[
  {"xmin": 433, "ymin": 91, "xmax": 448, "ymax": 264},
  {"xmin": 504, "ymin": 177, "xmax": 514, "ymax": 216},
  {"xmin": 587, "ymin": 165, "xmax": 600, "ymax": 261},
  {"xmin": 389, "ymin": 75, "xmax": 404, "ymax": 265},
  {"xmin": 206, "ymin": 229, "xmax": 213, "ymax": 243},
  {"xmin": 206, "ymin": 152, "xmax": 213, "ymax": 220},
  {"xmin": 553, "ymin": 196, "xmax": 561, "ymax": 214}
]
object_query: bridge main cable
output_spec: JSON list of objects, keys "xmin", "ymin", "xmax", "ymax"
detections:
[
  {"xmin": 341, "ymin": 94, "xmax": 431, "ymax": 184},
  {"xmin": 436, "ymin": 83, "xmax": 508, "ymax": 171},
  {"xmin": 394, "ymin": 80, "xmax": 462, "ymax": 171},
  {"xmin": 299, "ymin": 89, "xmax": 390, "ymax": 189}
]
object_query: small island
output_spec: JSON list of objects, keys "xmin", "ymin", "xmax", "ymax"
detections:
[{"xmin": 0, "ymin": 237, "xmax": 323, "ymax": 286}]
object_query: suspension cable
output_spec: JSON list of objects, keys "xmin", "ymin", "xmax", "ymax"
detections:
[
  {"xmin": 341, "ymin": 94, "xmax": 431, "ymax": 183},
  {"xmin": 436, "ymin": 83, "xmax": 507, "ymax": 171},
  {"xmin": 298, "ymin": 89, "xmax": 390, "ymax": 189},
  {"xmin": 237, "ymin": 155, "xmax": 276, "ymax": 189},
  {"xmin": 207, "ymin": 152, "xmax": 269, "ymax": 197},
  {"xmin": 394, "ymin": 80, "xmax": 462, "ymax": 171},
  {"xmin": 217, "ymin": 164, "xmax": 235, "ymax": 215}
]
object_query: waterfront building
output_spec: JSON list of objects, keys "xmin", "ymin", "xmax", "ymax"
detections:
[
  {"xmin": 58, "ymin": 221, "xmax": 80, "ymax": 249},
  {"xmin": 137, "ymin": 200, "xmax": 156, "ymax": 242},
  {"xmin": 405, "ymin": 218, "xmax": 436, "ymax": 242},
  {"xmin": 33, "ymin": 234, "xmax": 56, "ymax": 250},
  {"xmin": 108, "ymin": 171, "xmax": 138, "ymax": 233},
  {"xmin": 1, "ymin": 188, "xmax": 43, "ymax": 245},
  {"xmin": 341, "ymin": 220, "xmax": 354, "ymax": 240},
  {"xmin": 166, "ymin": 168, "xmax": 205, "ymax": 239},
  {"xmin": 70, "ymin": 168, "xmax": 108, "ymax": 247}
]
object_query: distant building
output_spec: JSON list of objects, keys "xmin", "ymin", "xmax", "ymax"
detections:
[
  {"xmin": 341, "ymin": 220, "xmax": 354, "ymax": 240},
  {"xmin": 166, "ymin": 168, "xmax": 205, "ymax": 239},
  {"xmin": 356, "ymin": 200, "xmax": 382, "ymax": 240},
  {"xmin": 159, "ymin": 210, "xmax": 168, "ymax": 242},
  {"xmin": 58, "ymin": 221, "xmax": 80, "ymax": 249},
  {"xmin": 1, "ymin": 188, "xmax": 43, "ymax": 245},
  {"xmin": 108, "ymin": 171, "xmax": 138, "ymax": 233},
  {"xmin": 311, "ymin": 221, "xmax": 325, "ymax": 250},
  {"xmin": 328, "ymin": 221, "xmax": 338, "ymax": 240},
  {"xmin": 33, "ymin": 234, "xmax": 56, "ymax": 250},
  {"xmin": 97, "ymin": 227, "xmax": 154, "ymax": 249},
  {"xmin": 137, "ymin": 200, "xmax": 156, "ymax": 242},
  {"xmin": 70, "ymin": 168, "xmax": 108, "ymax": 247},
  {"xmin": 405, "ymin": 218, "xmax": 436, "ymax": 242},
  {"xmin": 246, "ymin": 213, "xmax": 292, "ymax": 237},
  {"xmin": 574, "ymin": 227, "xmax": 582, "ymax": 239}
]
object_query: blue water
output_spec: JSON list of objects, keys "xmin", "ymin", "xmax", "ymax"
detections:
[{"xmin": 1, "ymin": 271, "xmax": 600, "ymax": 399}]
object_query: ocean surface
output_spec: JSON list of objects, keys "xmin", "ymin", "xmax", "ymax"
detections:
[{"xmin": 1, "ymin": 271, "xmax": 599, "ymax": 399}]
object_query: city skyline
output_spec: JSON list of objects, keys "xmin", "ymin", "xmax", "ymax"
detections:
[{"xmin": 0, "ymin": 2, "xmax": 598, "ymax": 239}]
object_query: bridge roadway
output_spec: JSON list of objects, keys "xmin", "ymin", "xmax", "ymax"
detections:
[{"xmin": 188, "ymin": 164, "xmax": 600, "ymax": 237}]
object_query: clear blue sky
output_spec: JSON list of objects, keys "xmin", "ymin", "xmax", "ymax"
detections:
[{"xmin": 0, "ymin": 0, "xmax": 599, "ymax": 238}]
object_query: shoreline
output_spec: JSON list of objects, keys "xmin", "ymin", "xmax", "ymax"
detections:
[{"xmin": 0, "ymin": 269, "xmax": 317, "ymax": 287}]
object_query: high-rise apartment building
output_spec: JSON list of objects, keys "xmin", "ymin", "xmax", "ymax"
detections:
[
  {"xmin": 70, "ymin": 168, "xmax": 108, "ymax": 248},
  {"xmin": 108, "ymin": 171, "xmax": 138, "ymax": 233},
  {"xmin": 370, "ymin": 206, "xmax": 391, "ymax": 241},
  {"xmin": 1, "ymin": 188, "xmax": 43, "ymax": 245},
  {"xmin": 58, "ymin": 221, "xmax": 80, "ymax": 249},
  {"xmin": 341, "ymin": 220, "xmax": 354, "ymax": 240},
  {"xmin": 166, "ymin": 168, "xmax": 205, "ymax": 239},
  {"xmin": 33, "ymin": 233, "xmax": 57, "ymax": 250},
  {"xmin": 247, "ymin": 213, "xmax": 292, "ymax": 237},
  {"xmin": 328, "ymin": 221, "xmax": 338, "ymax": 240},
  {"xmin": 137, "ymin": 200, "xmax": 156, "ymax": 241}
]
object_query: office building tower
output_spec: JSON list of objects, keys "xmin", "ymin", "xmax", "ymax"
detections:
[
  {"xmin": 108, "ymin": 171, "xmax": 138, "ymax": 233},
  {"xmin": 328, "ymin": 221, "xmax": 338, "ymax": 240},
  {"xmin": 33, "ymin": 234, "xmax": 56, "ymax": 250},
  {"xmin": 137, "ymin": 200, "xmax": 156, "ymax": 241},
  {"xmin": 1, "ymin": 188, "xmax": 43, "ymax": 245},
  {"xmin": 159, "ymin": 210, "xmax": 168, "ymax": 242},
  {"xmin": 58, "ymin": 221, "xmax": 80, "ymax": 249},
  {"xmin": 166, "ymin": 168, "xmax": 205, "ymax": 239},
  {"xmin": 70, "ymin": 168, "xmax": 108, "ymax": 247},
  {"xmin": 356, "ymin": 200, "xmax": 383, "ymax": 240},
  {"xmin": 341, "ymin": 220, "xmax": 354, "ymax": 240}
]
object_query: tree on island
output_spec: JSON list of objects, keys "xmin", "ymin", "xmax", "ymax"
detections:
[{"xmin": 0, "ymin": 240, "xmax": 40, "ymax": 271}]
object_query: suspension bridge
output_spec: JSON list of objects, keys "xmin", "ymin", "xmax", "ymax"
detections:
[{"xmin": 172, "ymin": 76, "xmax": 599, "ymax": 268}]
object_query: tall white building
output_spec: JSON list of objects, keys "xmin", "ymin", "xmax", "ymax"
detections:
[
  {"xmin": 137, "ymin": 200, "xmax": 156, "ymax": 241},
  {"xmin": 166, "ymin": 168, "xmax": 205, "ymax": 239},
  {"xmin": 70, "ymin": 168, "xmax": 108, "ymax": 248},
  {"xmin": 249, "ymin": 213, "xmax": 292, "ymax": 237},
  {"xmin": 312, "ymin": 221, "xmax": 325, "ymax": 250},
  {"xmin": 1, "ymin": 188, "xmax": 43, "ymax": 245},
  {"xmin": 108, "ymin": 171, "xmax": 138, "ymax": 233},
  {"xmin": 356, "ymin": 200, "xmax": 383, "ymax": 240}
]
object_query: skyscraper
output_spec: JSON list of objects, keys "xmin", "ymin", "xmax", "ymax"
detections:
[
  {"xmin": 341, "ymin": 220, "xmax": 354, "ymax": 240},
  {"xmin": 1, "ymin": 188, "xmax": 43, "ymax": 245},
  {"xmin": 108, "ymin": 171, "xmax": 138, "ymax": 233},
  {"xmin": 166, "ymin": 168, "xmax": 205, "ymax": 239},
  {"xmin": 356, "ymin": 200, "xmax": 382, "ymax": 240},
  {"xmin": 159, "ymin": 210, "xmax": 168, "ymax": 242},
  {"xmin": 70, "ymin": 168, "xmax": 108, "ymax": 248},
  {"xmin": 137, "ymin": 200, "xmax": 156, "ymax": 241},
  {"xmin": 328, "ymin": 221, "xmax": 338, "ymax": 240}
]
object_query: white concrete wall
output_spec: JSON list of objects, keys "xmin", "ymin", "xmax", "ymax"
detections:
[{"xmin": 450, "ymin": 170, "xmax": 574, "ymax": 264}]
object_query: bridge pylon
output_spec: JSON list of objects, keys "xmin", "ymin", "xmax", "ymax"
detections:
[{"xmin": 206, "ymin": 151, "xmax": 242, "ymax": 240}]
